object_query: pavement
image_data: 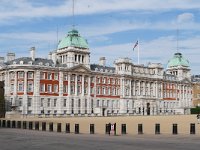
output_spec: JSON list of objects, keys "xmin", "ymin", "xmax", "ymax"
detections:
[{"xmin": 0, "ymin": 128, "xmax": 200, "ymax": 150}]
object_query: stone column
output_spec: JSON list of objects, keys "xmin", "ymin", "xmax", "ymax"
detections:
[
  {"xmin": 58, "ymin": 71, "xmax": 63, "ymax": 115},
  {"xmin": 24, "ymin": 71, "xmax": 28, "ymax": 95},
  {"xmin": 122, "ymin": 78, "xmax": 125, "ymax": 97},
  {"xmin": 138, "ymin": 81, "xmax": 141, "ymax": 96},
  {"xmin": 68, "ymin": 74, "xmax": 71, "ymax": 95},
  {"xmin": 75, "ymin": 74, "xmax": 78, "ymax": 96},
  {"xmin": 14, "ymin": 71, "xmax": 17, "ymax": 95},
  {"xmin": 82, "ymin": 75, "xmax": 84, "ymax": 96},
  {"xmin": 129, "ymin": 80, "xmax": 132, "ymax": 98},
  {"xmin": 32, "ymin": 70, "xmax": 40, "ymax": 115},
  {"xmin": 88, "ymin": 76, "xmax": 91, "ymax": 96}
]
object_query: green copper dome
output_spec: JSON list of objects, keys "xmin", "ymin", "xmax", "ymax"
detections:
[
  {"xmin": 167, "ymin": 53, "xmax": 189, "ymax": 68},
  {"xmin": 57, "ymin": 29, "xmax": 89, "ymax": 49}
]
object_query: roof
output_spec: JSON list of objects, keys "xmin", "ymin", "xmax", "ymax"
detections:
[
  {"xmin": 167, "ymin": 53, "xmax": 189, "ymax": 68},
  {"xmin": 90, "ymin": 64, "xmax": 115, "ymax": 73},
  {"xmin": 57, "ymin": 29, "xmax": 89, "ymax": 49},
  {"xmin": 6, "ymin": 57, "xmax": 54, "ymax": 66}
]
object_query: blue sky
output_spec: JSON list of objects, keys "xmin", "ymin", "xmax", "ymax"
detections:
[{"xmin": 0, "ymin": 0, "xmax": 200, "ymax": 74}]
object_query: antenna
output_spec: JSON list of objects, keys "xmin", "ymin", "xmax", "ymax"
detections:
[{"xmin": 72, "ymin": 0, "xmax": 75, "ymax": 29}]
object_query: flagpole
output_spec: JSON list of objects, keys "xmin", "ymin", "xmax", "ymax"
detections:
[{"xmin": 137, "ymin": 39, "xmax": 139, "ymax": 64}]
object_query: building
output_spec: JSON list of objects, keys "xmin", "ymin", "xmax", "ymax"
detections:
[
  {"xmin": 191, "ymin": 75, "xmax": 200, "ymax": 107},
  {"xmin": 0, "ymin": 29, "xmax": 192, "ymax": 117}
]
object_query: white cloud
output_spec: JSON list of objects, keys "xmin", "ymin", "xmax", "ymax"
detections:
[
  {"xmin": 90, "ymin": 35, "xmax": 200, "ymax": 74},
  {"xmin": 177, "ymin": 13, "xmax": 194, "ymax": 23},
  {"xmin": 0, "ymin": 0, "xmax": 200, "ymax": 23}
]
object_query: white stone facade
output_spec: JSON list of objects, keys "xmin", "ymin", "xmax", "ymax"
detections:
[{"xmin": 0, "ymin": 33, "xmax": 192, "ymax": 117}]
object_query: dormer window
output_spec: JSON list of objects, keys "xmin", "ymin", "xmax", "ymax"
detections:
[
  {"xmin": 39, "ymin": 62, "xmax": 43, "ymax": 65},
  {"xmin": 28, "ymin": 61, "xmax": 32, "ymax": 65},
  {"xmin": 20, "ymin": 61, "xmax": 23, "ymax": 64},
  {"xmin": 13, "ymin": 61, "xmax": 16, "ymax": 65},
  {"xmin": 95, "ymin": 68, "xmax": 98, "ymax": 71},
  {"xmin": 45, "ymin": 63, "xmax": 49, "ymax": 66}
]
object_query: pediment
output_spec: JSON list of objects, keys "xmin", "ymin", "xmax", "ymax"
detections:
[{"xmin": 68, "ymin": 64, "xmax": 91, "ymax": 73}]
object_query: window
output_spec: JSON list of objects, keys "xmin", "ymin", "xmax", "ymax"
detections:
[
  {"xmin": 108, "ymin": 78, "xmax": 110, "ymax": 84},
  {"xmin": 47, "ymin": 73, "xmax": 52, "ymax": 80},
  {"xmin": 97, "ymin": 77, "xmax": 100, "ymax": 83},
  {"xmin": 64, "ymin": 74, "xmax": 68, "ymax": 81},
  {"xmin": 41, "ymin": 98, "xmax": 44, "ymax": 107},
  {"xmin": 40, "ymin": 84, "xmax": 45, "ymax": 92},
  {"xmin": 78, "ymin": 85, "xmax": 81, "ymax": 94},
  {"xmin": 28, "ymin": 98, "xmax": 32, "ymax": 107},
  {"xmin": 47, "ymin": 98, "xmax": 51, "ymax": 107},
  {"xmin": 97, "ymin": 100, "xmax": 100, "ymax": 107},
  {"xmin": 18, "ymin": 72, "xmax": 24, "ymax": 78},
  {"xmin": 85, "ymin": 99, "xmax": 87, "ymax": 108},
  {"xmin": 28, "ymin": 72, "xmax": 33, "ymax": 79},
  {"xmin": 103, "ymin": 77, "xmax": 106, "ymax": 84},
  {"xmin": 19, "ymin": 98, "xmax": 22, "ymax": 106},
  {"xmin": 108, "ymin": 88, "xmax": 111, "ymax": 95},
  {"xmin": 63, "ymin": 85, "xmax": 68, "ymax": 93},
  {"xmin": 71, "ymin": 75, "xmax": 75, "ymax": 81},
  {"xmin": 91, "ymin": 87, "xmax": 94, "ymax": 94},
  {"xmin": 40, "ymin": 72, "xmax": 45, "ymax": 79},
  {"xmin": 54, "ymin": 99, "xmax": 57, "ymax": 107},
  {"xmin": 18, "ymin": 83, "xmax": 23, "ymax": 92},
  {"xmin": 28, "ymin": 83, "xmax": 33, "ymax": 92},
  {"xmin": 91, "ymin": 77, "xmax": 94, "ymax": 83},
  {"xmin": 102, "ymin": 87, "xmax": 106, "ymax": 95},
  {"xmin": 71, "ymin": 85, "xmax": 75, "ymax": 94},
  {"xmin": 84, "ymin": 86, "xmax": 87, "ymax": 94},
  {"xmin": 63, "ymin": 99, "xmax": 67, "ymax": 107},
  {"xmin": 47, "ymin": 84, "xmax": 52, "ymax": 92},
  {"xmin": 97, "ymin": 87, "xmax": 100, "ymax": 95},
  {"xmin": 54, "ymin": 84, "xmax": 58, "ymax": 93},
  {"xmin": 77, "ymin": 75, "xmax": 81, "ymax": 82},
  {"xmin": 10, "ymin": 84, "xmax": 14, "ymax": 92},
  {"xmin": 78, "ymin": 99, "xmax": 81, "ymax": 107},
  {"xmin": 54, "ymin": 73, "xmax": 58, "ymax": 80}
]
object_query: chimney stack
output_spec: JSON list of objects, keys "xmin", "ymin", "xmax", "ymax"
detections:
[
  {"xmin": 6, "ymin": 53, "xmax": 15, "ymax": 62},
  {"xmin": 99, "ymin": 57, "xmax": 106, "ymax": 66},
  {"xmin": 0, "ymin": 57, "xmax": 4, "ymax": 64},
  {"xmin": 48, "ymin": 52, "xmax": 52, "ymax": 60},
  {"xmin": 30, "ymin": 47, "xmax": 35, "ymax": 61}
]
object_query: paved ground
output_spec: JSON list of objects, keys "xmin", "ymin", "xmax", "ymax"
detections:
[{"xmin": 0, "ymin": 128, "xmax": 200, "ymax": 150}]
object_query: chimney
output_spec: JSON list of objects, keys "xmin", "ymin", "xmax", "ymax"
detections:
[
  {"xmin": 99, "ymin": 57, "xmax": 106, "ymax": 66},
  {"xmin": 6, "ymin": 53, "xmax": 15, "ymax": 62},
  {"xmin": 30, "ymin": 47, "xmax": 35, "ymax": 61},
  {"xmin": 52, "ymin": 51, "xmax": 57, "ymax": 64},
  {"xmin": 48, "ymin": 52, "xmax": 52, "ymax": 60},
  {"xmin": 0, "ymin": 57, "xmax": 4, "ymax": 64}
]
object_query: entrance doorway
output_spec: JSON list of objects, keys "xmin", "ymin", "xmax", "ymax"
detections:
[
  {"xmin": 102, "ymin": 108, "xmax": 106, "ymax": 116},
  {"xmin": 147, "ymin": 103, "xmax": 150, "ymax": 115}
]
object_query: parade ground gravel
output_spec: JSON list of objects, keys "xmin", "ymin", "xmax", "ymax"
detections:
[{"xmin": 0, "ymin": 128, "xmax": 200, "ymax": 150}]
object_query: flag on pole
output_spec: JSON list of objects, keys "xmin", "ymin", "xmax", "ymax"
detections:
[{"xmin": 133, "ymin": 40, "xmax": 138, "ymax": 51}]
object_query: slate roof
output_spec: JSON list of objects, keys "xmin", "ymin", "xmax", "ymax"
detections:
[
  {"xmin": 6, "ymin": 57, "xmax": 54, "ymax": 66},
  {"xmin": 90, "ymin": 64, "xmax": 115, "ymax": 73}
]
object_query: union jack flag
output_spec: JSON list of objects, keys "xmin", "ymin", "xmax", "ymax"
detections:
[{"xmin": 133, "ymin": 40, "xmax": 138, "ymax": 51}]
